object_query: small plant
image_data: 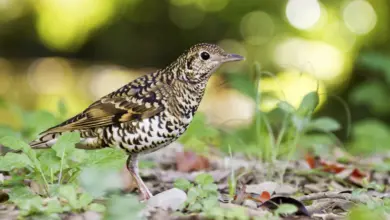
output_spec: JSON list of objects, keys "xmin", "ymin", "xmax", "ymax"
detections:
[
  {"xmin": 224, "ymin": 62, "xmax": 344, "ymax": 182},
  {"xmin": 174, "ymin": 173, "xmax": 255, "ymax": 220},
  {"xmin": 174, "ymin": 173, "xmax": 219, "ymax": 213}
]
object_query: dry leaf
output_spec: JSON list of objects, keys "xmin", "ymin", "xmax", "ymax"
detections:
[{"xmin": 175, "ymin": 151, "xmax": 210, "ymax": 172}]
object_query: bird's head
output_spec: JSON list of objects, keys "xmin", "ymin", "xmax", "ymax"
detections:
[{"xmin": 174, "ymin": 43, "xmax": 244, "ymax": 83}]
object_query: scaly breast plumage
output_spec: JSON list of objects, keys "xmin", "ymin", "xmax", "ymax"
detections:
[{"xmin": 107, "ymin": 111, "xmax": 192, "ymax": 153}]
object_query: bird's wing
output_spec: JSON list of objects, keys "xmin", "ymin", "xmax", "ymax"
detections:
[{"xmin": 41, "ymin": 79, "xmax": 167, "ymax": 134}]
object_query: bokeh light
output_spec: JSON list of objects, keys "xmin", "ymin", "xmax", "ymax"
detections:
[
  {"xmin": 88, "ymin": 66, "xmax": 138, "ymax": 99},
  {"xmin": 273, "ymin": 38, "xmax": 345, "ymax": 81},
  {"xmin": 343, "ymin": 0, "xmax": 377, "ymax": 35},
  {"xmin": 286, "ymin": 0, "xmax": 321, "ymax": 30},
  {"xmin": 240, "ymin": 11, "xmax": 275, "ymax": 45},
  {"xmin": 0, "ymin": 0, "xmax": 387, "ymax": 141},
  {"xmin": 27, "ymin": 58, "xmax": 71, "ymax": 94},
  {"xmin": 321, "ymin": 20, "xmax": 357, "ymax": 52},
  {"xmin": 34, "ymin": 0, "xmax": 116, "ymax": 51},
  {"xmin": 0, "ymin": 0, "xmax": 27, "ymax": 23},
  {"xmin": 200, "ymin": 76, "xmax": 255, "ymax": 128},
  {"xmin": 260, "ymin": 71, "xmax": 327, "ymax": 112}
]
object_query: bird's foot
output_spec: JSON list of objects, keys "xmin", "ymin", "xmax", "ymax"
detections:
[{"xmin": 139, "ymin": 185, "xmax": 153, "ymax": 201}]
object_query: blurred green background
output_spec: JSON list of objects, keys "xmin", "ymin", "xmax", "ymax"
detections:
[{"xmin": 0, "ymin": 0, "xmax": 390, "ymax": 156}]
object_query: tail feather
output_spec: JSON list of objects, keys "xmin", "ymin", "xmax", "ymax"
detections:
[{"xmin": 29, "ymin": 132, "xmax": 61, "ymax": 149}]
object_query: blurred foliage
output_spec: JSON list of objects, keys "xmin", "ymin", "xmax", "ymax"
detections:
[
  {"xmin": 0, "ymin": 0, "xmax": 389, "ymax": 159},
  {"xmin": 2, "ymin": 0, "xmax": 390, "ymax": 218}
]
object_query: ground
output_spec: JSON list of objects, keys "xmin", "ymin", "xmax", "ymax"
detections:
[{"xmin": 1, "ymin": 140, "xmax": 389, "ymax": 220}]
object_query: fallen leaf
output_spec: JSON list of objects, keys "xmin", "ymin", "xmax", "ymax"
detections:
[
  {"xmin": 350, "ymin": 168, "xmax": 367, "ymax": 179},
  {"xmin": 320, "ymin": 160, "xmax": 345, "ymax": 173},
  {"xmin": 175, "ymin": 151, "xmax": 210, "ymax": 172},
  {"xmin": 257, "ymin": 191, "xmax": 271, "ymax": 203},
  {"xmin": 245, "ymin": 182, "xmax": 278, "ymax": 195},
  {"xmin": 305, "ymin": 154, "xmax": 316, "ymax": 169},
  {"xmin": 349, "ymin": 169, "xmax": 369, "ymax": 186}
]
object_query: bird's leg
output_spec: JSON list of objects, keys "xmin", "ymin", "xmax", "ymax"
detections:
[{"xmin": 126, "ymin": 154, "xmax": 153, "ymax": 200}]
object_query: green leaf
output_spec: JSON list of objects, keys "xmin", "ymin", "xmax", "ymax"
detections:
[
  {"xmin": 195, "ymin": 173, "xmax": 214, "ymax": 186},
  {"xmin": 45, "ymin": 198, "xmax": 63, "ymax": 214},
  {"xmin": 79, "ymin": 167, "xmax": 123, "ymax": 198},
  {"xmin": 358, "ymin": 53, "xmax": 390, "ymax": 84},
  {"xmin": 307, "ymin": 117, "xmax": 341, "ymax": 132},
  {"xmin": 297, "ymin": 92, "xmax": 319, "ymax": 116},
  {"xmin": 275, "ymin": 204, "xmax": 298, "ymax": 215},
  {"xmin": 228, "ymin": 175, "xmax": 236, "ymax": 199},
  {"xmin": 89, "ymin": 203, "xmax": 106, "ymax": 212},
  {"xmin": 0, "ymin": 153, "xmax": 33, "ymax": 171},
  {"xmin": 202, "ymin": 183, "xmax": 218, "ymax": 193},
  {"xmin": 8, "ymin": 186, "xmax": 46, "ymax": 216},
  {"xmin": 350, "ymin": 80, "xmax": 390, "ymax": 115},
  {"xmin": 188, "ymin": 201, "xmax": 203, "ymax": 212},
  {"xmin": 180, "ymin": 137, "xmax": 209, "ymax": 153},
  {"xmin": 187, "ymin": 188, "xmax": 200, "ymax": 204},
  {"xmin": 58, "ymin": 185, "xmax": 79, "ymax": 209},
  {"xmin": 52, "ymin": 132, "xmax": 80, "ymax": 158},
  {"xmin": 22, "ymin": 110, "xmax": 58, "ymax": 138},
  {"xmin": 17, "ymin": 196, "xmax": 45, "ymax": 216},
  {"xmin": 0, "ymin": 136, "xmax": 30, "ymax": 151},
  {"xmin": 225, "ymin": 72, "xmax": 257, "ymax": 99},
  {"xmin": 38, "ymin": 150, "xmax": 62, "ymax": 176},
  {"xmin": 277, "ymin": 101, "xmax": 296, "ymax": 114},
  {"xmin": 68, "ymin": 149, "xmax": 88, "ymax": 163},
  {"xmin": 84, "ymin": 148, "xmax": 126, "ymax": 169},
  {"xmin": 348, "ymin": 204, "xmax": 385, "ymax": 220},
  {"xmin": 8, "ymin": 186, "xmax": 36, "ymax": 201},
  {"xmin": 348, "ymin": 119, "xmax": 390, "ymax": 154},
  {"xmin": 174, "ymin": 178, "xmax": 192, "ymax": 191},
  {"xmin": 79, "ymin": 193, "xmax": 93, "ymax": 208},
  {"xmin": 291, "ymin": 115, "xmax": 310, "ymax": 132},
  {"xmin": 104, "ymin": 194, "xmax": 145, "ymax": 220},
  {"xmin": 201, "ymin": 196, "xmax": 219, "ymax": 212},
  {"xmin": 0, "ymin": 126, "xmax": 20, "ymax": 138},
  {"xmin": 178, "ymin": 113, "xmax": 220, "ymax": 150}
]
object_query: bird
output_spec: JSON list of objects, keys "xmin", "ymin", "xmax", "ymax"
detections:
[{"xmin": 28, "ymin": 43, "xmax": 244, "ymax": 200}]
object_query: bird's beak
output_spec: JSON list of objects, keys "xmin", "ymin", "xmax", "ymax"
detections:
[{"xmin": 222, "ymin": 53, "xmax": 245, "ymax": 63}]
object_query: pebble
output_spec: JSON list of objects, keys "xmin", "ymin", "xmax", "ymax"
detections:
[{"xmin": 147, "ymin": 188, "xmax": 187, "ymax": 211}]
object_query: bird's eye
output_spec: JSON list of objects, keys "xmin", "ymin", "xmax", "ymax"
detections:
[{"xmin": 200, "ymin": 52, "xmax": 210, "ymax": 60}]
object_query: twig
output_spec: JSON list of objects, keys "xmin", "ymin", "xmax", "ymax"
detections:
[
  {"xmin": 312, "ymin": 212, "xmax": 347, "ymax": 220},
  {"xmin": 294, "ymin": 169, "xmax": 354, "ymax": 187},
  {"xmin": 306, "ymin": 199, "xmax": 353, "ymax": 215},
  {"xmin": 305, "ymin": 201, "xmax": 335, "ymax": 215},
  {"xmin": 296, "ymin": 192, "xmax": 367, "ymax": 204}
]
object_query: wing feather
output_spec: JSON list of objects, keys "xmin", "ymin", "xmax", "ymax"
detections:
[{"xmin": 40, "ymin": 78, "xmax": 167, "ymax": 134}]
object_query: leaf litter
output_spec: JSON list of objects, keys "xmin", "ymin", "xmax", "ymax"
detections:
[{"xmin": 2, "ymin": 139, "xmax": 390, "ymax": 220}]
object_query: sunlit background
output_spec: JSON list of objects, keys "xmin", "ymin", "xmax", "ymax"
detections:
[{"xmin": 0, "ymin": 0, "xmax": 389, "ymax": 153}]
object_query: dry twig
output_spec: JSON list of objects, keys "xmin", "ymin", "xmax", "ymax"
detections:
[{"xmin": 296, "ymin": 191, "xmax": 367, "ymax": 204}]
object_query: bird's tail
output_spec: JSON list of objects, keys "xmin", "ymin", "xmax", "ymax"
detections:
[{"xmin": 29, "ymin": 132, "xmax": 61, "ymax": 149}]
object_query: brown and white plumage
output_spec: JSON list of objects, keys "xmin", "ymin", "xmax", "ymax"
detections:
[{"xmin": 29, "ymin": 43, "xmax": 244, "ymax": 199}]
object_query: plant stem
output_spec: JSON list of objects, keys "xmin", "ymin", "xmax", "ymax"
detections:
[{"xmin": 58, "ymin": 150, "xmax": 65, "ymax": 185}]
